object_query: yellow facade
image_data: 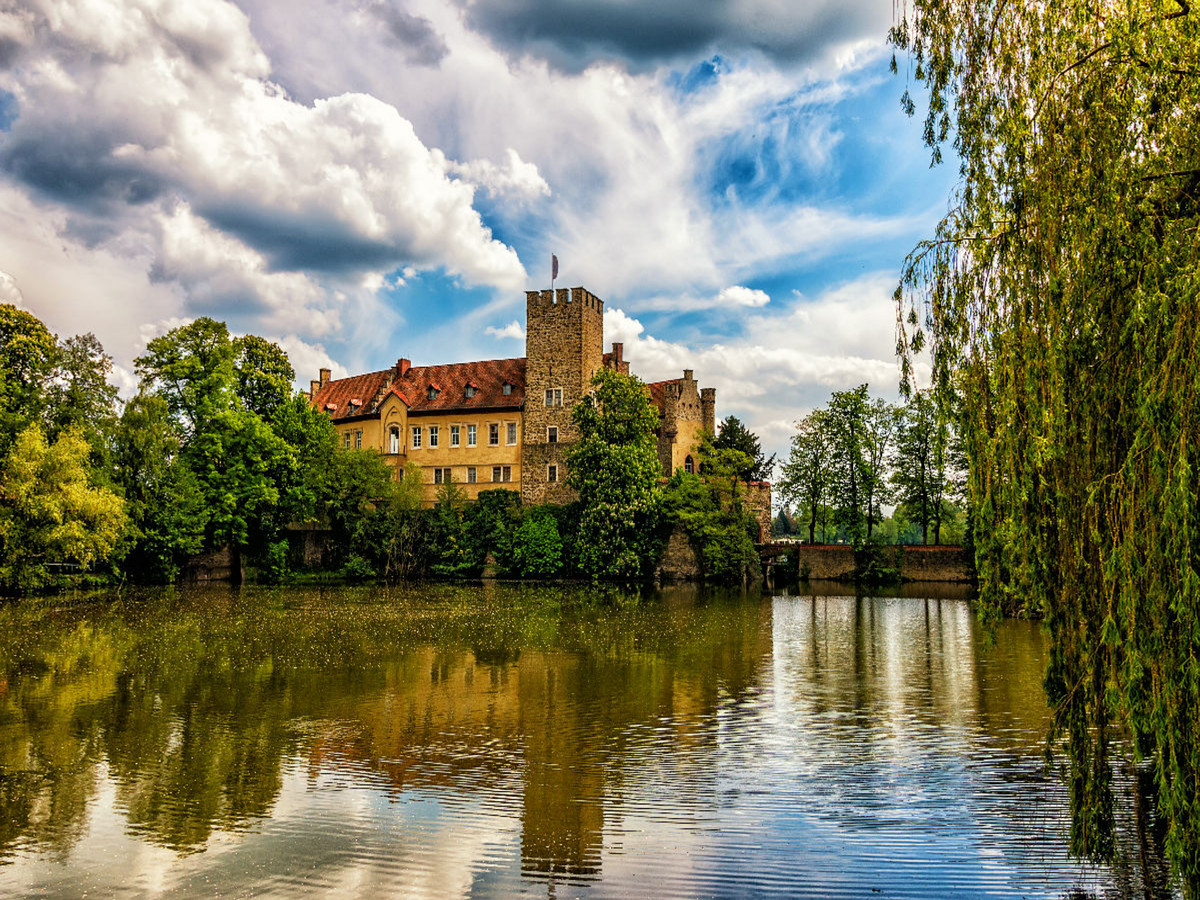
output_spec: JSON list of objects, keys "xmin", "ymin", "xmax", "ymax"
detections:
[{"xmin": 337, "ymin": 394, "xmax": 523, "ymax": 505}]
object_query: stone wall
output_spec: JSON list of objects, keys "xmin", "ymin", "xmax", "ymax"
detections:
[
  {"xmin": 743, "ymin": 482, "xmax": 772, "ymax": 542},
  {"xmin": 657, "ymin": 525, "xmax": 701, "ymax": 581},
  {"xmin": 521, "ymin": 287, "xmax": 604, "ymax": 505},
  {"xmin": 790, "ymin": 544, "xmax": 973, "ymax": 583}
]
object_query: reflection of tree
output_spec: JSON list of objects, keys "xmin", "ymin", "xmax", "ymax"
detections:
[{"xmin": 0, "ymin": 584, "xmax": 774, "ymax": 878}]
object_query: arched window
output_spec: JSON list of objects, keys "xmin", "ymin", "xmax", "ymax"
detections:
[
  {"xmin": 389, "ymin": 426, "xmax": 400, "ymax": 454},
  {"xmin": 684, "ymin": 455, "xmax": 694, "ymax": 474}
]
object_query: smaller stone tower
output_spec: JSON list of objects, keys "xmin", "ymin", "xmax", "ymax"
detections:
[{"xmin": 521, "ymin": 286, "xmax": 605, "ymax": 504}]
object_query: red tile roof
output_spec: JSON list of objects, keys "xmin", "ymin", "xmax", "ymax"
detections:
[
  {"xmin": 645, "ymin": 378, "xmax": 681, "ymax": 413},
  {"xmin": 312, "ymin": 357, "xmax": 527, "ymax": 421}
]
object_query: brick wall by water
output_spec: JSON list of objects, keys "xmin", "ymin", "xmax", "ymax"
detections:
[{"xmin": 792, "ymin": 544, "xmax": 973, "ymax": 583}]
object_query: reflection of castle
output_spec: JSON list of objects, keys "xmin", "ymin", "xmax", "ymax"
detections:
[
  {"xmin": 300, "ymin": 589, "xmax": 774, "ymax": 882},
  {"xmin": 309, "ymin": 287, "xmax": 715, "ymax": 505}
]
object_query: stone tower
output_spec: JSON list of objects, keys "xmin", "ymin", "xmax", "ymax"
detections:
[{"xmin": 521, "ymin": 287, "xmax": 604, "ymax": 504}]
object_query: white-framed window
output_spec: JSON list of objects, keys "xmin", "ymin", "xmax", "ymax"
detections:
[
  {"xmin": 467, "ymin": 467, "xmax": 477, "ymax": 484},
  {"xmin": 506, "ymin": 422, "xmax": 517, "ymax": 445},
  {"xmin": 450, "ymin": 425, "xmax": 460, "ymax": 447},
  {"xmin": 547, "ymin": 464, "xmax": 558, "ymax": 483},
  {"xmin": 343, "ymin": 432, "xmax": 351, "ymax": 449},
  {"xmin": 467, "ymin": 424, "xmax": 477, "ymax": 447},
  {"xmin": 547, "ymin": 426, "xmax": 558, "ymax": 444},
  {"xmin": 411, "ymin": 426, "xmax": 422, "ymax": 449},
  {"xmin": 489, "ymin": 423, "xmax": 500, "ymax": 446},
  {"xmin": 389, "ymin": 426, "xmax": 400, "ymax": 454},
  {"xmin": 464, "ymin": 385, "xmax": 476, "ymax": 399},
  {"xmin": 492, "ymin": 465, "xmax": 512, "ymax": 483},
  {"xmin": 545, "ymin": 388, "xmax": 563, "ymax": 406},
  {"xmin": 429, "ymin": 425, "xmax": 439, "ymax": 448},
  {"xmin": 502, "ymin": 381, "xmax": 512, "ymax": 395},
  {"xmin": 684, "ymin": 455, "xmax": 694, "ymax": 474},
  {"xmin": 434, "ymin": 467, "xmax": 451, "ymax": 484},
  {"xmin": 354, "ymin": 430, "xmax": 362, "ymax": 449}
]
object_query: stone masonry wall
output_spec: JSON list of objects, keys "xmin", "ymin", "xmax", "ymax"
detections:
[
  {"xmin": 521, "ymin": 287, "xmax": 604, "ymax": 505},
  {"xmin": 791, "ymin": 544, "xmax": 973, "ymax": 583}
]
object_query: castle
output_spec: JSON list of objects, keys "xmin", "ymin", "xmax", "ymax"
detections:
[{"xmin": 309, "ymin": 287, "xmax": 716, "ymax": 506}]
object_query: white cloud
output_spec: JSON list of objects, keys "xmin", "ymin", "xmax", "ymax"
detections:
[
  {"xmin": 603, "ymin": 271, "xmax": 919, "ymax": 467},
  {"xmin": 448, "ymin": 148, "xmax": 551, "ymax": 203},
  {"xmin": 717, "ymin": 286, "xmax": 770, "ymax": 308},
  {"xmin": 484, "ymin": 320, "xmax": 525, "ymax": 341},
  {"xmin": 0, "ymin": 270, "xmax": 24, "ymax": 306}
]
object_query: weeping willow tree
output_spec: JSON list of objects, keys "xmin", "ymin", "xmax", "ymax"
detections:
[{"xmin": 890, "ymin": 0, "xmax": 1200, "ymax": 892}]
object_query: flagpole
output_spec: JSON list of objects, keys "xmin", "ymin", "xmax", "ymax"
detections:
[{"xmin": 551, "ymin": 253, "xmax": 558, "ymax": 296}]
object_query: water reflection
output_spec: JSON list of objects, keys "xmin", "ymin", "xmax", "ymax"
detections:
[{"xmin": 0, "ymin": 585, "xmax": 1177, "ymax": 898}]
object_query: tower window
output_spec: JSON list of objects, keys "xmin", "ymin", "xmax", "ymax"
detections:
[
  {"xmin": 684, "ymin": 455, "xmax": 694, "ymax": 474},
  {"xmin": 547, "ymin": 426, "xmax": 558, "ymax": 444},
  {"xmin": 544, "ymin": 388, "xmax": 563, "ymax": 407},
  {"xmin": 547, "ymin": 464, "xmax": 558, "ymax": 483}
]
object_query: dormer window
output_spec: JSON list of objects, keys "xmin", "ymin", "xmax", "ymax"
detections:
[
  {"xmin": 427, "ymin": 386, "xmax": 439, "ymax": 400},
  {"xmin": 502, "ymin": 381, "xmax": 513, "ymax": 396},
  {"xmin": 324, "ymin": 403, "xmax": 337, "ymax": 412},
  {"xmin": 464, "ymin": 384, "xmax": 477, "ymax": 399}
]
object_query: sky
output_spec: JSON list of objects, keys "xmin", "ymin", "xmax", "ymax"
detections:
[{"xmin": 0, "ymin": 0, "xmax": 956, "ymax": 468}]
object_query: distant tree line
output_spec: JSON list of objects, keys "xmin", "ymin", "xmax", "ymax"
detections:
[
  {"xmin": 777, "ymin": 384, "xmax": 967, "ymax": 547},
  {"xmin": 0, "ymin": 306, "xmax": 765, "ymax": 593}
]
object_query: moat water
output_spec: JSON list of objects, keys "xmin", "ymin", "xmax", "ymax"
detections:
[{"xmin": 0, "ymin": 583, "xmax": 1177, "ymax": 898}]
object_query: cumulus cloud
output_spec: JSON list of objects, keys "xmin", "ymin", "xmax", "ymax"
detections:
[
  {"xmin": 448, "ymin": 148, "xmax": 551, "ymax": 203},
  {"xmin": 1, "ymin": 0, "xmax": 526, "ymax": 304},
  {"xmin": 457, "ymin": 0, "xmax": 891, "ymax": 73},
  {"xmin": 604, "ymin": 271, "xmax": 916, "ymax": 464},
  {"xmin": 484, "ymin": 320, "xmax": 525, "ymax": 341},
  {"xmin": 0, "ymin": 270, "xmax": 23, "ymax": 306}
]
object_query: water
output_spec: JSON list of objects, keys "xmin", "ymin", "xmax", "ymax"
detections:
[{"xmin": 0, "ymin": 583, "xmax": 1176, "ymax": 898}]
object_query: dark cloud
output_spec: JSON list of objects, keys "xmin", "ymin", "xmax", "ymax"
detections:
[
  {"xmin": 459, "ymin": 0, "xmax": 886, "ymax": 72},
  {"xmin": 199, "ymin": 202, "xmax": 411, "ymax": 273},
  {"xmin": 371, "ymin": 4, "xmax": 448, "ymax": 66},
  {"xmin": 1, "ymin": 132, "xmax": 165, "ymax": 210}
]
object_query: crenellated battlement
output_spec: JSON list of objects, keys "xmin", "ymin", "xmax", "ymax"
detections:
[{"xmin": 525, "ymin": 286, "xmax": 604, "ymax": 312}]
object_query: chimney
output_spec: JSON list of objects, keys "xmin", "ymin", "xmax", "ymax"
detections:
[
  {"xmin": 397, "ymin": 358, "xmax": 411, "ymax": 375},
  {"xmin": 310, "ymin": 379, "xmax": 321, "ymax": 400},
  {"xmin": 611, "ymin": 342, "xmax": 623, "ymax": 365},
  {"xmin": 683, "ymin": 369, "xmax": 694, "ymax": 382},
  {"xmin": 319, "ymin": 368, "xmax": 331, "ymax": 386}
]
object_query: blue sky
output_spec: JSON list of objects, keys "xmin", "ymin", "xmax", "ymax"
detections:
[{"xmin": 0, "ymin": 0, "xmax": 955, "ymax": 465}]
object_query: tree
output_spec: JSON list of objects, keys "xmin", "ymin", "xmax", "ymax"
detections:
[
  {"xmin": 891, "ymin": 391, "xmax": 955, "ymax": 545},
  {"xmin": 567, "ymin": 368, "xmax": 663, "ymax": 580},
  {"xmin": 0, "ymin": 426, "xmax": 126, "ymax": 592},
  {"xmin": 112, "ymin": 394, "xmax": 208, "ymax": 582},
  {"xmin": 511, "ymin": 511, "xmax": 564, "ymax": 577},
  {"xmin": 233, "ymin": 335, "xmax": 294, "ymax": 422},
  {"xmin": 822, "ymin": 386, "xmax": 872, "ymax": 546},
  {"xmin": 0, "ymin": 304, "xmax": 58, "ymax": 453},
  {"xmin": 713, "ymin": 415, "xmax": 776, "ymax": 482},
  {"xmin": 780, "ymin": 409, "xmax": 832, "ymax": 544},
  {"xmin": 861, "ymin": 397, "xmax": 898, "ymax": 541},
  {"xmin": 892, "ymin": 0, "xmax": 1200, "ymax": 889}
]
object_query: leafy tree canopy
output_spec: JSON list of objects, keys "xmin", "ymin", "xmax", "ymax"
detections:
[
  {"xmin": 568, "ymin": 368, "xmax": 663, "ymax": 580},
  {"xmin": 892, "ymin": 0, "xmax": 1200, "ymax": 888},
  {"xmin": 713, "ymin": 415, "xmax": 775, "ymax": 482}
]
